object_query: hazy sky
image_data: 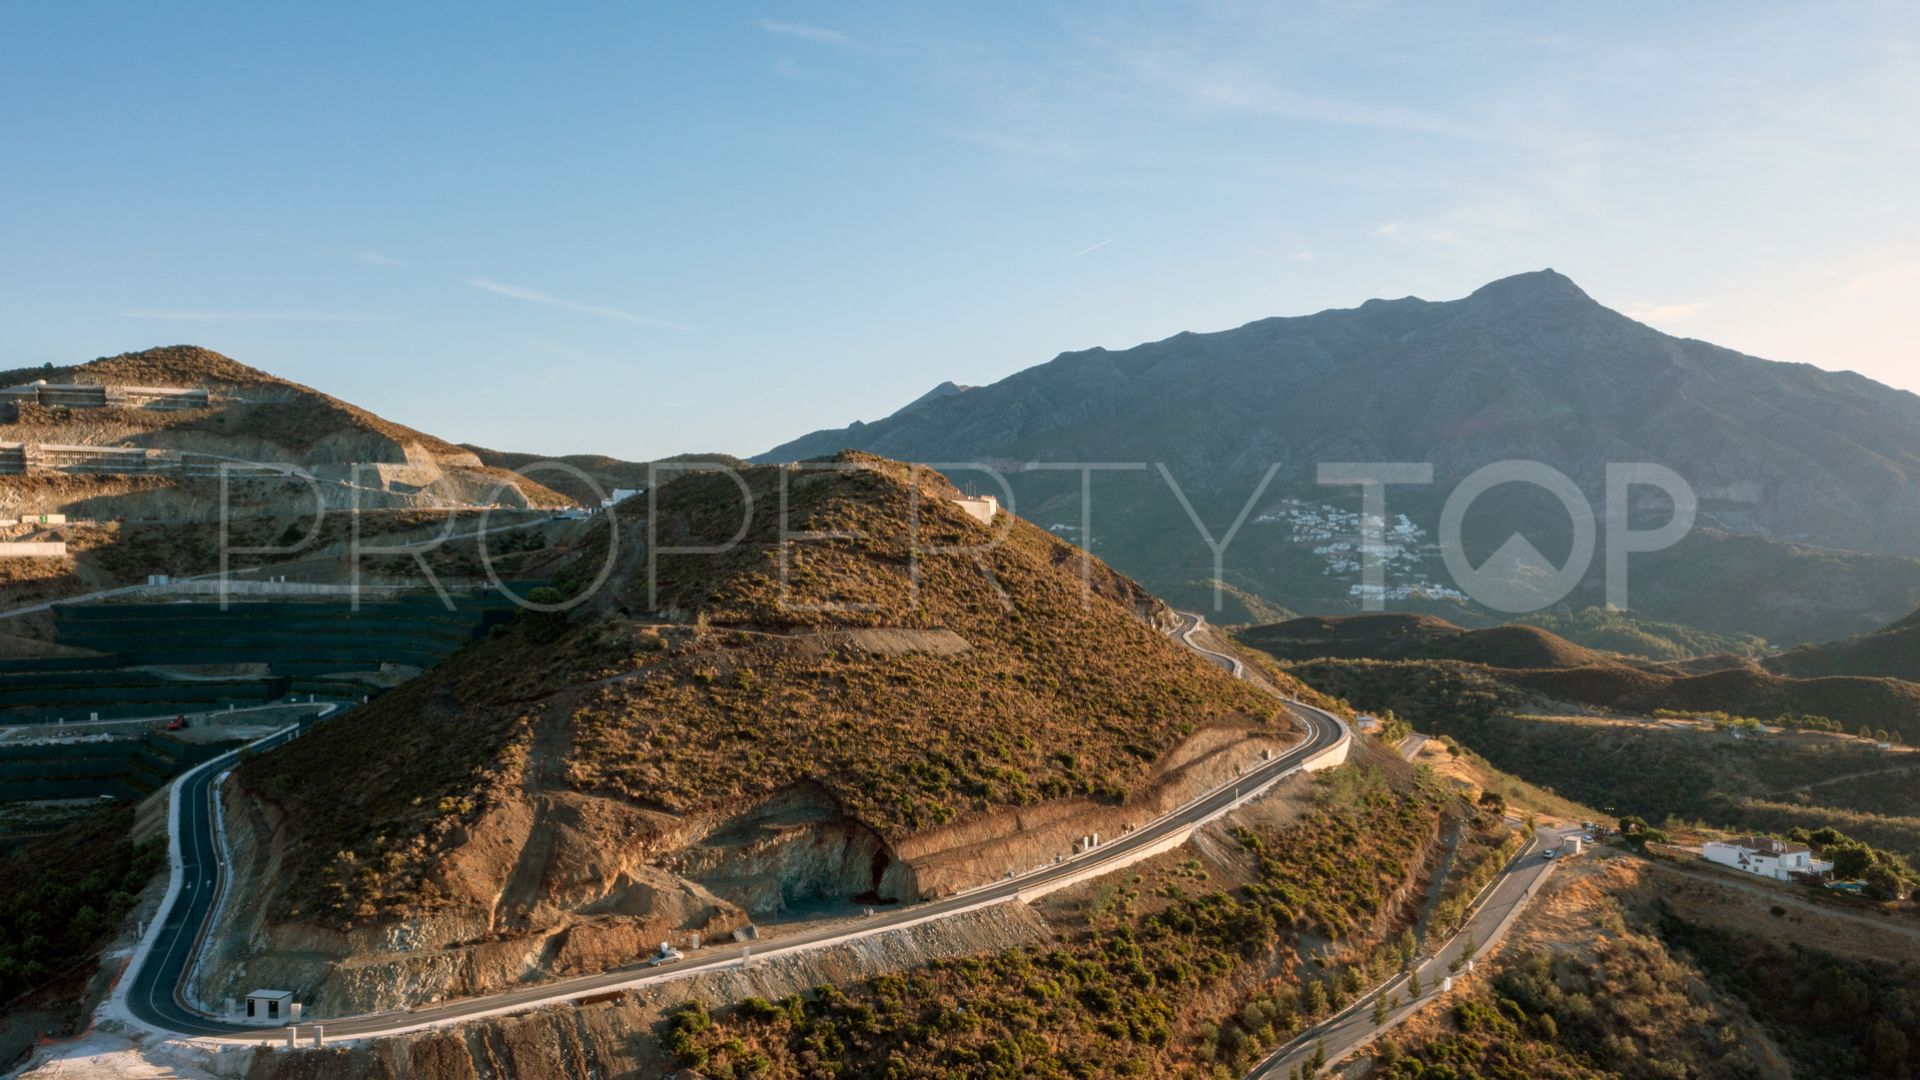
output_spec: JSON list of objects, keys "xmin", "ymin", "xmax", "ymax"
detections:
[{"xmin": 3, "ymin": 3, "xmax": 1916, "ymax": 460}]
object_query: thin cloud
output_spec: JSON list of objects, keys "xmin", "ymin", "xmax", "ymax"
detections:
[
  {"xmin": 1626, "ymin": 301, "xmax": 1707, "ymax": 323},
  {"xmin": 759, "ymin": 19, "xmax": 850, "ymax": 45},
  {"xmin": 356, "ymin": 249, "xmax": 405, "ymax": 267},
  {"xmin": 1845, "ymin": 261, "xmax": 1920, "ymax": 293},
  {"xmin": 1373, "ymin": 222, "xmax": 1407, "ymax": 238},
  {"xmin": 117, "ymin": 309, "xmax": 378, "ymax": 323},
  {"xmin": 952, "ymin": 129, "xmax": 1085, "ymax": 162},
  {"xmin": 1112, "ymin": 49, "xmax": 1493, "ymax": 142},
  {"xmin": 1064, "ymin": 238, "xmax": 1113, "ymax": 261},
  {"xmin": 466, "ymin": 278, "xmax": 691, "ymax": 331}
]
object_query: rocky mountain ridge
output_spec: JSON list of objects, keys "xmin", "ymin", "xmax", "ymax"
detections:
[{"xmin": 757, "ymin": 271, "xmax": 1920, "ymax": 642}]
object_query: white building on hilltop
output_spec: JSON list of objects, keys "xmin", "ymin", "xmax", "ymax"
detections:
[
  {"xmin": 951, "ymin": 494, "xmax": 999, "ymax": 525},
  {"xmin": 1702, "ymin": 835, "xmax": 1833, "ymax": 881}
]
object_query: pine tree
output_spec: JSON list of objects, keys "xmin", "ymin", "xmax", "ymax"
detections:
[{"xmin": 1371, "ymin": 993, "xmax": 1390, "ymax": 1025}]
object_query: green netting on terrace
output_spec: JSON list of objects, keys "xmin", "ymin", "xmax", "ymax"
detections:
[
  {"xmin": 0, "ymin": 656, "xmax": 129, "ymax": 675},
  {"xmin": 51, "ymin": 596, "xmax": 519, "ymax": 672},
  {"xmin": 0, "ymin": 731, "xmax": 240, "ymax": 800}
]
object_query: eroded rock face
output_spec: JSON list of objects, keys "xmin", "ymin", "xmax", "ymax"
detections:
[
  {"xmin": 201, "ymin": 783, "xmax": 910, "ymax": 1013},
  {"xmin": 199, "ymin": 784, "xmax": 729, "ymax": 1014},
  {"xmin": 665, "ymin": 782, "xmax": 916, "ymax": 916}
]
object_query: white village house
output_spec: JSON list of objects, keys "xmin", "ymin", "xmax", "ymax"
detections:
[{"xmin": 1702, "ymin": 835, "xmax": 1834, "ymax": 881}]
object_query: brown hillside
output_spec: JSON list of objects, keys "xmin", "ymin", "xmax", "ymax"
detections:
[
  {"xmin": 1418, "ymin": 623, "xmax": 1617, "ymax": 669},
  {"xmin": 1, "ymin": 347, "xmax": 570, "ymax": 513},
  {"xmin": 6, "ymin": 346, "xmax": 467, "ymax": 461},
  {"xmin": 1242, "ymin": 613, "xmax": 1620, "ymax": 670},
  {"xmin": 225, "ymin": 454, "xmax": 1303, "ymax": 1008},
  {"xmin": 1768, "ymin": 605, "xmax": 1920, "ymax": 683},
  {"xmin": 461, "ymin": 445, "xmax": 748, "ymax": 507},
  {"xmin": 1238, "ymin": 612, "xmax": 1458, "ymax": 660},
  {"xmin": 55, "ymin": 344, "xmax": 284, "ymax": 387},
  {"xmin": 1250, "ymin": 612, "xmax": 1920, "ymax": 743}
]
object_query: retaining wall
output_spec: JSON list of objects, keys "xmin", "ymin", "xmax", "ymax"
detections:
[{"xmin": 0, "ymin": 382, "xmax": 210, "ymax": 409}]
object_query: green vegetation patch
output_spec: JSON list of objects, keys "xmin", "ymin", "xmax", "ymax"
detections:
[
  {"xmin": 0, "ymin": 806, "xmax": 163, "ymax": 1002},
  {"xmin": 668, "ymin": 767, "xmax": 1453, "ymax": 1078}
]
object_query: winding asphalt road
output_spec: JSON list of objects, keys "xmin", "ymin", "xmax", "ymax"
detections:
[
  {"xmin": 120, "ymin": 710, "xmax": 329, "ymax": 1037},
  {"xmin": 1246, "ymin": 825, "xmax": 1571, "ymax": 1077},
  {"xmin": 117, "ymin": 613, "xmax": 1350, "ymax": 1046}
]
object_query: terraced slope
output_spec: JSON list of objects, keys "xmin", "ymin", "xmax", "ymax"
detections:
[{"xmin": 0, "ymin": 345, "xmax": 567, "ymax": 517}]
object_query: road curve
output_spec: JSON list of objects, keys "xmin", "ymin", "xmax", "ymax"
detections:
[
  {"xmin": 1247, "ymin": 825, "xmax": 1570, "ymax": 1077},
  {"xmin": 118, "ymin": 613, "xmax": 1348, "ymax": 1046},
  {"xmin": 115, "ymin": 708, "xmax": 334, "ymax": 1037},
  {"xmin": 1176, "ymin": 612, "xmax": 1246, "ymax": 678}
]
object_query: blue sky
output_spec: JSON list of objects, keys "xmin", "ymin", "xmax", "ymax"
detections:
[{"xmin": 3, "ymin": 2, "xmax": 1916, "ymax": 459}]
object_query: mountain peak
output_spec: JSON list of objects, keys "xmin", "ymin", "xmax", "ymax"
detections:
[
  {"xmin": 904, "ymin": 380, "xmax": 971, "ymax": 408},
  {"xmin": 888, "ymin": 379, "xmax": 974, "ymax": 420},
  {"xmin": 1465, "ymin": 268, "xmax": 1595, "ymax": 307}
]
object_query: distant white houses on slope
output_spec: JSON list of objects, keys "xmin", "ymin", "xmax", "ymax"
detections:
[
  {"xmin": 1702, "ymin": 835, "xmax": 1834, "ymax": 881},
  {"xmin": 600, "ymin": 487, "xmax": 642, "ymax": 509},
  {"xmin": 951, "ymin": 494, "xmax": 999, "ymax": 525}
]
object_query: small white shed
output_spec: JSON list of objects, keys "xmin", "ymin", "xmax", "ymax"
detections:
[{"xmin": 245, "ymin": 989, "xmax": 298, "ymax": 1023}]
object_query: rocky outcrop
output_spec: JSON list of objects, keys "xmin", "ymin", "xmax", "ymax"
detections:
[
  {"xmin": 664, "ymin": 783, "xmax": 915, "ymax": 915},
  {"xmin": 197, "ymin": 783, "xmax": 746, "ymax": 1015}
]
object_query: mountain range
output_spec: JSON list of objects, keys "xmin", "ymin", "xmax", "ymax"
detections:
[{"xmin": 759, "ymin": 271, "xmax": 1920, "ymax": 645}]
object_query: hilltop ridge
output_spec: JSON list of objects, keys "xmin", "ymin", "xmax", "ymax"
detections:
[
  {"xmin": 207, "ymin": 453, "xmax": 1318, "ymax": 1011},
  {"xmin": 0, "ymin": 345, "xmax": 570, "ymax": 612},
  {"xmin": 1768, "ymin": 602, "xmax": 1920, "ymax": 683}
]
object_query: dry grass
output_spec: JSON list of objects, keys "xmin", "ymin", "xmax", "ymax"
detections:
[
  {"xmin": 238, "ymin": 455, "xmax": 1291, "ymax": 923},
  {"xmin": 568, "ymin": 456, "xmax": 1287, "ymax": 836}
]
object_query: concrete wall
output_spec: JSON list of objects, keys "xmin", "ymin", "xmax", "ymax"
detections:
[
  {"xmin": 0, "ymin": 541, "xmax": 66, "ymax": 557},
  {"xmin": 1, "ymin": 382, "xmax": 210, "ymax": 410},
  {"xmin": 0, "ymin": 440, "xmax": 291, "ymax": 479}
]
